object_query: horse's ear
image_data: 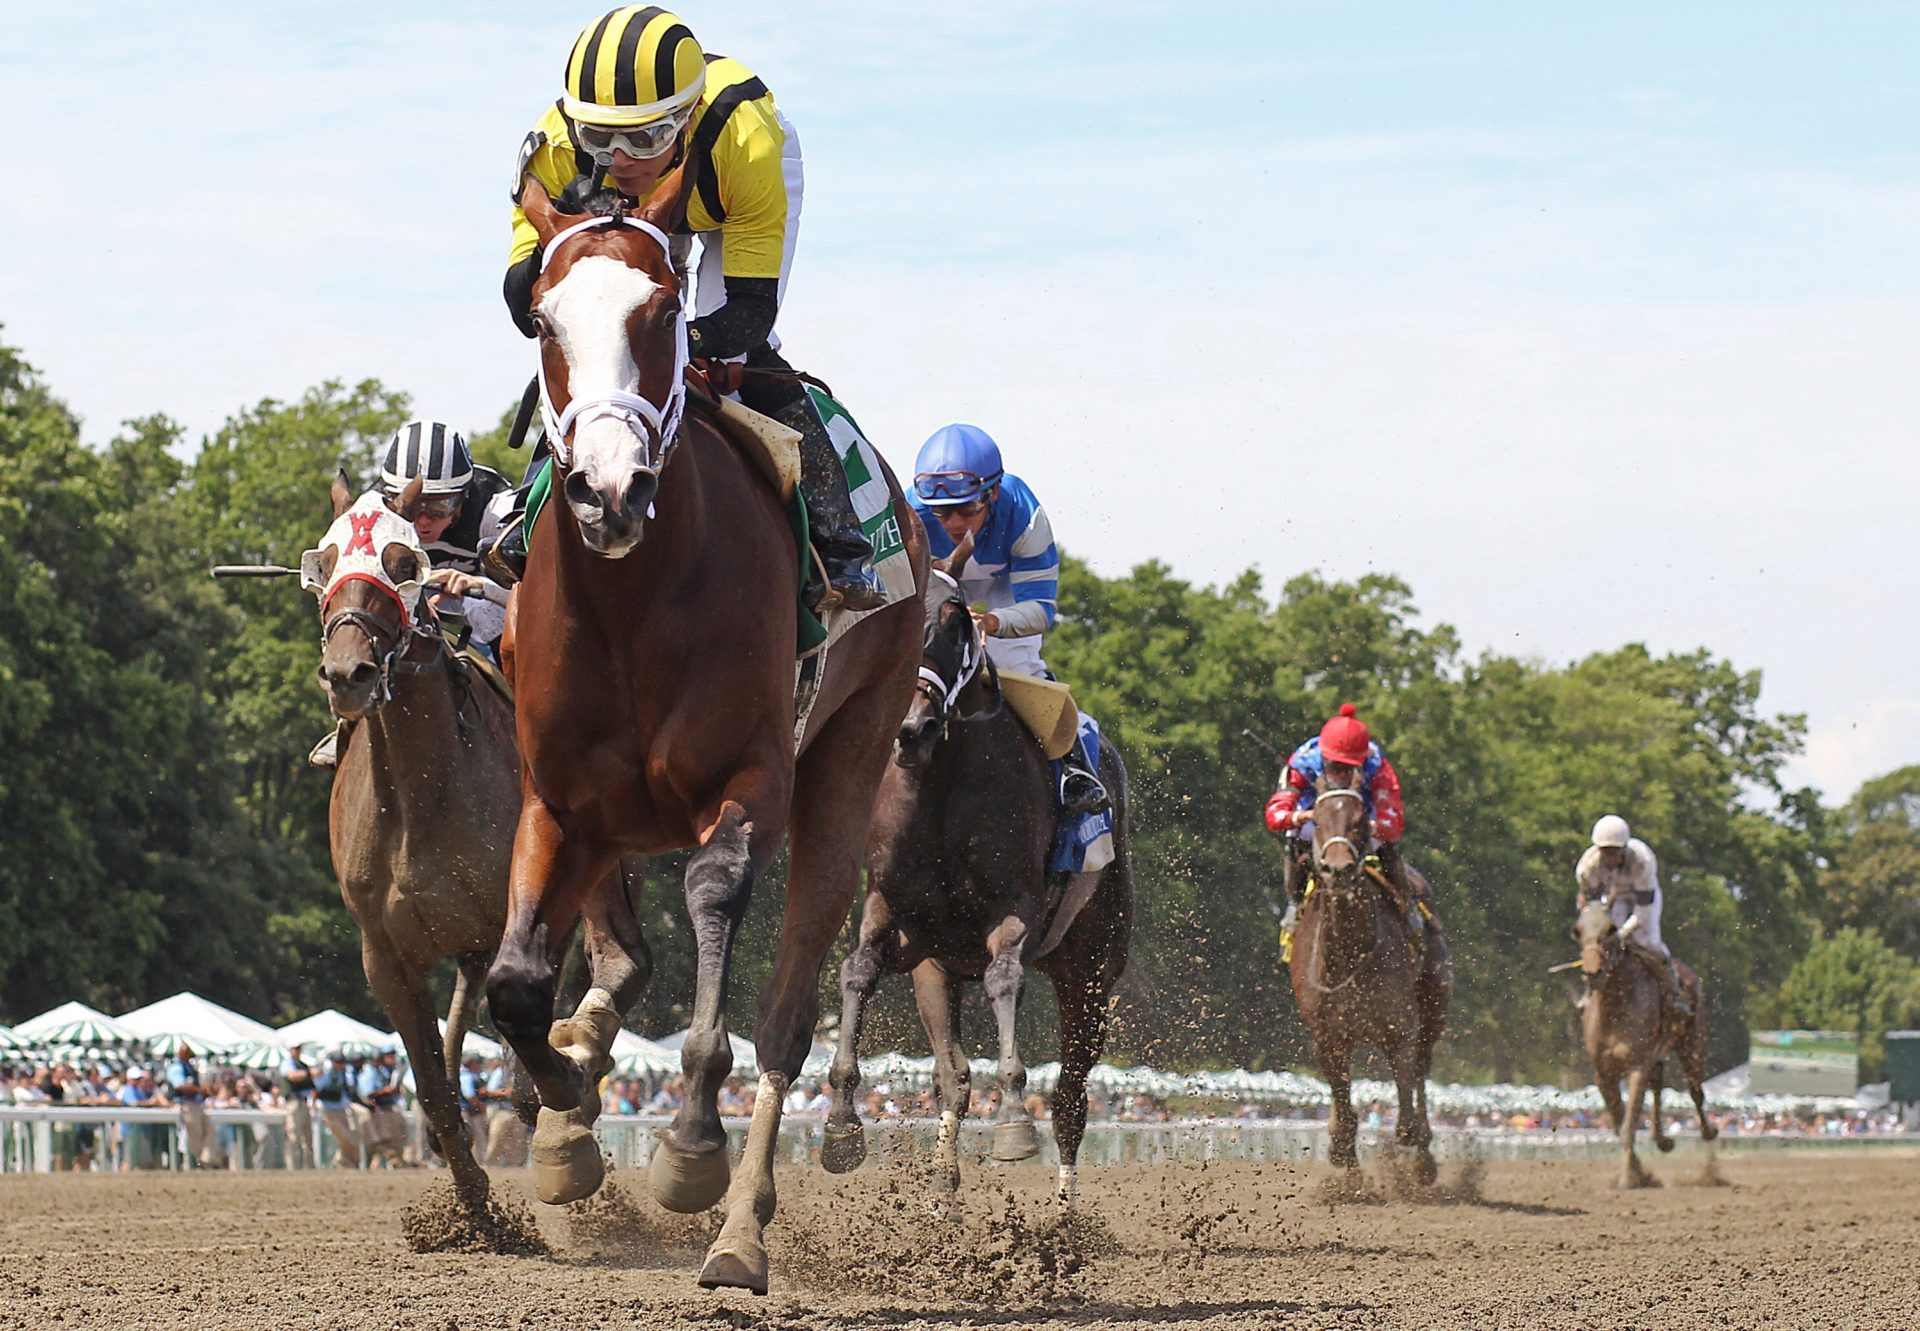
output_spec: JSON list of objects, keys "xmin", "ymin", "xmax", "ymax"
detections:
[
  {"xmin": 330, "ymin": 469, "xmax": 354, "ymax": 518},
  {"xmin": 520, "ymin": 177, "xmax": 566, "ymax": 246},
  {"xmin": 638, "ymin": 157, "xmax": 695, "ymax": 236},
  {"xmin": 391, "ymin": 476, "xmax": 425, "ymax": 523}
]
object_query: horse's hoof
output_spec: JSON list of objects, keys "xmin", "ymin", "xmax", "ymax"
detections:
[
  {"xmin": 991, "ymin": 1119, "xmax": 1042, "ymax": 1162},
  {"xmin": 530, "ymin": 1107, "xmax": 604, "ymax": 1205},
  {"xmin": 698, "ymin": 1232, "xmax": 769, "ymax": 1295},
  {"xmin": 1702, "ymin": 1123, "xmax": 1720, "ymax": 1143},
  {"xmin": 1414, "ymin": 1151, "xmax": 1438, "ymax": 1186},
  {"xmin": 651, "ymin": 1137, "xmax": 730, "ymax": 1214},
  {"xmin": 819, "ymin": 1123, "xmax": 868, "ymax": 1175},
  {"xmin": 1655, "ymin": 1135, "xmax": 1676, "ymax": 1154}
]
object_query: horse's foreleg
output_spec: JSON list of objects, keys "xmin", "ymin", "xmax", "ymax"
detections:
[
  {"xmin": 1051, "ymin": 967, "xmax": 1115, "ymax": 1208},
  {"xmin": 1318, "ymin": 1036, "xmax": 1359, "ymax": 1172},
  {"xmin": 488, "ymin": 798, "xmax": 615, "ymax": 1110},
  {"xmin": 1619, "ymin": 1067, "xmax": 1651, "ymax": 1189},
  {"xmin": 363, "ymin": 938, "xmax": 488, "ymax": 1209},
  {"xmin": 822, "ymin": 900, "xmax": 899, "ymax": 1176},
  {"xmin": 911, "ymin": 960, "xmax": 970, "ymax": 1199},
  {"xmin": 487, "ymin": 797, "xmax": 616, "ymax": 1204},
  {"xmin": 653, "ymin": 799, "xmax": 764, "ymax": 1219},
  {"xmin": 549, "ymin": 857, "xmax": 652, "ymax": 1128},
  {"xmin": 983, "ymin": 912, "xmax": 1040, "ymax": 1162}
]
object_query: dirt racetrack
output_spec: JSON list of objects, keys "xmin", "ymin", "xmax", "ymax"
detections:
[{"xmin": 0, "ymin": 1146, "xmax": 1914, "ymax": 1330}]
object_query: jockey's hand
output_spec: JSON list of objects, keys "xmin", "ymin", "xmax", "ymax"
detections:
[
  {"xmin": 426, "ymin": 568, "xmax": 487, "ymax": 600},
  {"xmin": 973, "ymin": 610, "xmax": 1000, "ymax": 636}
]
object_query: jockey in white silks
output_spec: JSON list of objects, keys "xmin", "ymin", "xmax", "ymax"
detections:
[{"xmin": 1575, "ymin": 814, "xmax": 1691, "ymax": 1017}]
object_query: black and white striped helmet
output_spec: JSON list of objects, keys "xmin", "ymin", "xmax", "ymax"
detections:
[{"xmin": 379, "ymin": 420, "xmax": 473, "ymax": 496}]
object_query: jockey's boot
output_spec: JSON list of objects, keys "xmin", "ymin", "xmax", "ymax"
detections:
[
  {"xmin": 1375, "ymin": 842, "xmax": 1426, "ymax": 945},
  {"xmin": 1058, "ymin": 749, "xmax": 1110, "ymax": 817},
  {"xmin": 308, "ymin": 721, "xmax": 348, "ymax": 770},
  {"xmin": 478, "ymin": 424, "xmax": 551, "ymax": 588},
  {"xmin": 480, "ymin": 511, "xmax": 527, "ymax": 587},
  {"xmin": 1663, "ymin": 956, "xmax": 1693, "ymax": 1022},
  {"xmin": 776, "ymin": 399, "xmax": 886, "ymax": 612},
  {"xmin": 1278, "ymin": 840, "xmax": 1306, "ymax": 961}
]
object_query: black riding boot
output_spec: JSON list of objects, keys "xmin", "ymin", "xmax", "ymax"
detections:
[
  {"xmin": 1279, "ymin": 837, "xmax": 1308, "ymax": 947},
  {"xmin": 1058, "ymin": 746, "xmax": 1110, "ymax": 817},
  {"xmin": 1374, "ymin": 841, "xmax": 1426, "ymax": 943},
  {"xmin": 479, "ymin": 425, "xmax": 548, "ymax": 587},
  {"xmin": 1664, "ymin": 955, "xmax": 1694, "ymax": 1021},
  {"xmin": 772, "ymin": 398, "xmax": 886, "ymax": 612}
]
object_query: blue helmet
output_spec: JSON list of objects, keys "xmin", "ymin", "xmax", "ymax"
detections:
[{"xmin": 912, "ymin": 423, "xmax": 1004, "ymax": 507}]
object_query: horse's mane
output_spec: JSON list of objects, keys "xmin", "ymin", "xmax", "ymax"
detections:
[{"xmin": 558, "ymin": 179, "xmax": 634, "ymax": 219}]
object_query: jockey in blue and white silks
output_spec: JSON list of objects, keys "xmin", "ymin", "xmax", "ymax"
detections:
[{"xmin": 909, "ymin": 423, "xmax": 1108, "ymax": 823}]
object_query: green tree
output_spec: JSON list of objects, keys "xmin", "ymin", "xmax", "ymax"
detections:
[
  {"xmin": 1759, "ymin": 926, "xmax": 1920, "ymax": 1081},
  {"xmin": 1817, "ymin": 766, "xmax": 1920, "ymax": 958}
]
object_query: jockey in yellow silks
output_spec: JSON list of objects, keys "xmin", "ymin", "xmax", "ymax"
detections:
[{"xmin": 499, "ymin": 5, "xmax": 882, "ymax": 610}]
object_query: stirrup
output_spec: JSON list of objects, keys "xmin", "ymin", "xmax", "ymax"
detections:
[
  {"xmin": 480, "ymin": 513, "xmax": 526, "ymax": 587},
  {"xmin": 1060, "ymin": 770, "xmax": 1110, "ymax": 817},
  {"xmin": 821, "ymin": 559, "xmax": 886, "ymax": 612},
  {"xmin": 308, "ymin": 725, "xmax": 342, "ymax": 770}
]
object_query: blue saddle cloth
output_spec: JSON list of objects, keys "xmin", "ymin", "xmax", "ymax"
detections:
[{"xmin": 1048, "ymin": 713, "xmax": 1114, "ymax": 874}]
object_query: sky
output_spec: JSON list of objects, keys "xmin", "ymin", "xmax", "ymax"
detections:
[{"xmin": 3, "ymin": 2, "xmax": 1917, "ymax": 798}]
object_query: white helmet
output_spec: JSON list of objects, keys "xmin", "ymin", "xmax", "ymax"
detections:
[
  {"xmin": 379, "ymin": 420, "xmax": 473, "ymax": 496},
  {"xmin": 1591, "ymin": 815, "xmax": 1631, "ymax": 849}
]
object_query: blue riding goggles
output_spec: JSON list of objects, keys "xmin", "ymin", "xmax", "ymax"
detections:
[{"xmin": 913, "ymin": 470, "xmax": 1001, "ymax": 505}]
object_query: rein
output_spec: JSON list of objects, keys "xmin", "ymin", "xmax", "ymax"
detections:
[{"xmin": 536, "ymin": 213, "xmax": 689, "ymax": 476}]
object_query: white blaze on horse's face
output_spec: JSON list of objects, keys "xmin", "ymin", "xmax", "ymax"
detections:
[{"xmin": 540, "ymin": 253, "xmax": 665, "ymax": 549}]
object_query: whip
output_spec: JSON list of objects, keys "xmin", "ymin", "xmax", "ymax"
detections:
[{"xmin": 210, "ymin": 564, "xmax": 300, "ymax": 578}]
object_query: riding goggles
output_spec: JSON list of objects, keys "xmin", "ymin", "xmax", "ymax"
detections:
[
  {"xmin": 379, "ymin": 488, "xmax": 462, "ymax": 520},
  {"xmin": 574, "ymin": 108, "xmax": 694, "ymax": 165},
  {"xmin": 913, "ymin": 469, "xmax": 1002, "ymax": 505}
]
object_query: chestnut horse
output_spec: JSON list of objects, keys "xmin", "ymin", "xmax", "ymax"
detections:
[
  {"xmin": 1575, "ymin": 898, "xmax": 1714, "ymax": 1188},
  {"xmin": 485, "ymin": 169, "xmax": 926, "ymax": 1294},
  {"xmin": 310, "ymin": 474, "xmax": 509, "ymax": 1212},
  {"xmin": 1291, "ymin": 771, "xmax": 1451, "ymax": 1181},
  {"xmin": 822, "ymin": 571, "xmax": 1132, "ymax": 1206}
]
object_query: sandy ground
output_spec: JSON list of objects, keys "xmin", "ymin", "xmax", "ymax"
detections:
[{"xmin": 0, "ymin": 1145, "xmax": 1914, "ymax": 1329}]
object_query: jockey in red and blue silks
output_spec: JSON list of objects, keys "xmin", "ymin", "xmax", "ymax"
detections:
[{"xmin": 1263, "ymin": 703, "xmax": 1428, "ymax": 940}]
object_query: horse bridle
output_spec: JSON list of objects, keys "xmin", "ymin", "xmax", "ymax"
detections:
[
  {"xmin": 914, "ymin": 602, "xmax": 1002, "ymax": 741},
  {"xmin": 1310, "ymin": 786, "xmax": 1370, "ymax": 875},
  {"xmin": 534, "ymin": 213, "xmax": 689, "ymax": 476},
  {"xmin": 321, "ymin": 596, "xmax": 445, "ymax": 708}
]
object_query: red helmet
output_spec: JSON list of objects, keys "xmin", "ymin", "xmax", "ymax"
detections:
[{"xmin": 1318, "ymin": 703, "xmax": 1372, "ymax": 766}]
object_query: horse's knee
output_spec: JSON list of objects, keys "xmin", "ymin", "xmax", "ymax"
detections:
[
  {"xmin": 841, "ymin": 944, "xmax": 883, "ymax": 995},
  {"xmin": 983, "ymin": 954, "xmax": 1025, "ymax": 1006},
  {"xmin": 487, "ymin": 961, "xmax": 554, "ymax": 1044}
]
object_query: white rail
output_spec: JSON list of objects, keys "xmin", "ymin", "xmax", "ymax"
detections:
[{"xmin": 2, "ymin": 1106, "xmax": 1905, "ymax": 1175}]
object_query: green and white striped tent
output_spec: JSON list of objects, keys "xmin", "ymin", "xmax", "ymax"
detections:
[{"xmin": 10, "ymin": 1001, "xmax": 139, "ymax": 1050}]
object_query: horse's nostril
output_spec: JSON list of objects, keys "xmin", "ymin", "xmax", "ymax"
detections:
[
  {"xmin": 624, "ymin": 468, "xmax": 660, "ymax": 515},
  {"xmin": 563, "ymin": 470, "xmax": 599, "ymax": 514}
]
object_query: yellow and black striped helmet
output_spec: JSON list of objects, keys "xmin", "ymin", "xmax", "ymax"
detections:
[{"xmin": 562, "ymin": 6, "xmax": 706, "ymax": 128}]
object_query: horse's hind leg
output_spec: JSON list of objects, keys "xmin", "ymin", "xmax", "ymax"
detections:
[
  {"xmin": 1649, "ymin": 1059, "xmax": 1674, "ymax": 1153},
  {"xmin": 362, "ymin": 938, "xmax": 489, "ymax": 1210},
  {"xmin": 699, "ymin": 683, "xmax": 902, "ymax": 1294},
  {"xmin": 653, "ymin": 796, "xmax": 777, "ymax": 1221},
  {"xmin": 911, "ymin": 960, "xmax": 970, "ymax": 1199},
  {"xmin": 821, "ymin": 895, "xmax": 902, "ymax": 1175},
  {"xmin": 1679, "ymin": 1023, "xmax": 1718, "ymax": 1143},
  {"xmin": 1051, "ymin": 960, "xmax": 1117, "ymax": 1208},
  {"xmin": 984, "ymin": 911, "xmax": 1042, "ymax": 1162}
]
